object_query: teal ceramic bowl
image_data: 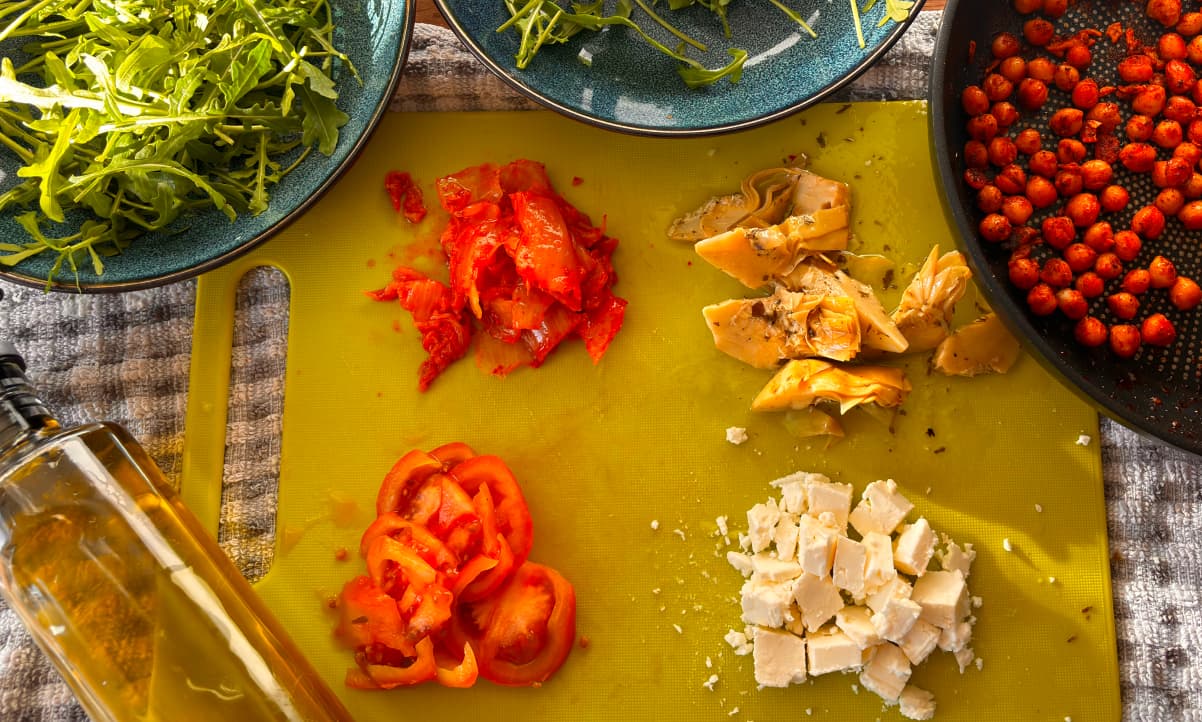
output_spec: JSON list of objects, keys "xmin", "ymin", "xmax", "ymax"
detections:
[
  {"xmin": 0, "ymin": 0, "xmax": 414, "ymax": 292},
  {"xmin": 435, "ymin": 0, "xmax": 925, "ymax": 137}
]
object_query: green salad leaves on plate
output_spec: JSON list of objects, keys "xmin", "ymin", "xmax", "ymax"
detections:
[{"xmin": 0, "ymin": 0, "xmax": 355, "ymax": 283}]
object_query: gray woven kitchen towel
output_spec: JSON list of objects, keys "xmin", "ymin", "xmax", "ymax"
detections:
[{"xmin": 0, "ymin": 13, "xmax": 1197, "ymax": 721}]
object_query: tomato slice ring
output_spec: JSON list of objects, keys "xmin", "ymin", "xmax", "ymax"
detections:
[
  {"xmin": 376, "ymin": 449, "xmax": 443, "ymax": 517},
  {"xmin": 447, "ymin": 455, "xmax": 534, "ymax": 567},
  {"xmin": 347, "ymin": 637, "xmax": 438, "ymax": 689},
  {"xmin": 335, "ymin": 575, "xmax": 412, "ymax": 655},
  {"xmin": 429, "ymin": 441, "xmax": 476, "ymax": 468},
  {"xmin": 475, "ymin": 562, "xmax": 576, "ymax": 686},
  {"xmin": 434, "ymin": 642, "xmax": 479, "ymax": 688},
  {"xmin": 359, "ymin": 514, "xmax": 457, "ymax": 571}
]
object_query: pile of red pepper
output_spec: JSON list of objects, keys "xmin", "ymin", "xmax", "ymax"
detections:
[
  {"xmin": 370, "ymin": 160, "xmax": 627, "ymax": 390},
  {"xmin": 335, "ymin": 443, "xmax": 576, "ymax": 688}
]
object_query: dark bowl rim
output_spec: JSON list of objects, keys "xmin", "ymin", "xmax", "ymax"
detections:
[
  {"xmin": 929, "ymin": 0, "xmax": 1202, "ymax": 457},
  {"xmin": 0, "ymin": 2, "xmax": 417, "ymax": 294},
  {"xmin": 433, "ymin": 0, "xmax": 928, "ymax": 138}
]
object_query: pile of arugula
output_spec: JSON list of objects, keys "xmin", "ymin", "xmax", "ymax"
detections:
[
  {"xmin": 499, "ymin": 0, "xmax": 914, "ymax": 88},
  {"xmin": 0, "ymin": 0, "xmax": 354, "ymax": 283}
]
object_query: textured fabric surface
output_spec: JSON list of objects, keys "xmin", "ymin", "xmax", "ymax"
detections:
[{"xmin": 0, "ymin": 13, "xmax": 1197, "ymax": 721}]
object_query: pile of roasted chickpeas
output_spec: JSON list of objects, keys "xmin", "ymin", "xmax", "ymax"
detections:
[{"xmin": 962, "ymin": 0, "xmax": 1202, "ymax": 357}]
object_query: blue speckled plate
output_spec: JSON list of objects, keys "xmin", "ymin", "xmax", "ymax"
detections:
[
  {"xmin": 435, "ymin": 0, "xmax": 925, "ymax": 137},
  {"xmin": 0, "ymin": 0, "xmax": 414, "ymax": 292}
]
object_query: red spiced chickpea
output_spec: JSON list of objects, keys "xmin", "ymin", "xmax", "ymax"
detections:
[
  {"xmin": 1057, "ymin": 288, "xmax": 1089, "ymax": 319},
  {"xmin": 1065, "ymin": 44, "xmax": 1092, "ymax": 69},
  {"xmin": 1058, "ymin": 138, "xmax": 1088, "ymax": 163},
  {"xmin": 1110, "ymin": 325, "xmax": 1142, "ymax": 358},
  {"xmin": 1029, "ymin": 150, "xmax": 1059, "ymax": 177},
  {"xmin": 1178, "ymin": 199, "xmax": 1202, "ymax": 229},
  {"xmin": 1179, "ymin": 11, "xmax": 1202, "ymax": 35},
  {"xmin": 1064, "ymin": 243, "xmax": 1099, "ymax": 272},
  {"xmin": 1028, "ymin": 284, "xmax": 1059, "ymax": 315},
  {"xmin": 1159, "ymin": 32, "xmax": 1188, "ymax": 60},
  {"xmin": 1071, "ymin": 79, "xmax": 1100, "ymax": 110},
  {"xmin": 1042, "ymin": 215, "xmax": 1077, "ymax": 249},
  {"xmin": 1042, "ymin": 0, "xmax": 1068, "ymax": 17},
  {"xmin": 995, "ymin": 164, "xmax": 1028, "ymax": 195},
  {"xmin": 1055, "ymin": 169, "xmax": 1085, "ymax": 197},
  {"xmin": 1050, "ymin": 107, "xmax": 1085, "ymax": 136},
  {"xmin": 1153, "ymin": 120, "xmax": 1184, "ymax": 148},
  {"xmin": 1142, "ymin": 313, "xmax": 1178, "ymax": 346},
  {"xmin": 1015, "ymin": 128, "xmax": 1043, "ymax": 155},
  {"xmin": 1024, "ymin": 18, "xmax": 1056, "ymax": 46},
  {"xmin": 1027, "ymin": 56, "xmax": 1056, "ymax": 83},
  {"xmin": 1100, "ymin": 185, "xmax": 1130, "ymax": 213},
  {"xmin": 1132, "ymin": 206, "xmax": 1167, "ymax": 239},
  {"xmin": 1120, "ymin": 143, "xmax": 1158, "ymax": 173},
  {"xmin": 1149, "ymin": 255, "xmax": 1179, "ymax": 288},
  {"xmin": 1076, "ymin": 272, "xmax": 1105, "ymax": 298},
  {"xmin": 964, "ymin": 140, "xmax": 990, "ymax": 169},
  {"xmin": 980, "ymin": 213, "xmax": 1012, "ymax": 242},
  {"xmin": 1065, "ymin": 193, "xmax": 1101, "ymax": 227},
  {"xmin": 1017, "ymin": 78, "xmax": 1049, "ymax": 110},
  {"xmin": 1149, "ymin": 0, "xmax": 1184, "ymax": 27},
  {"xmin": 978, "ymin": 185, "xmax": 1005, "ymax": 213},
  {"xmin": 1054, "ymin": 64, "xmax": 1080, "ymax": 92},
  {"xmin": 983, "ymin": 73, "xmax": 1015, "ymax": 102},
  {"xmin": 1083, "ymin": 222, "xmax": 1115, "ymax": 251},
  {"xmin": 1132, "ymin": 85, "xmax": 1167, "ymax": 116},
  {"xmin": 1001, "ymin": 56, "xmax": 1028, "ymax": 84},
  {"xmin": 1127, "ymin": 115, "xmax": 1155, "ymax": 142},
  {"xmin": 1027, "ymin": 176, "xmax": 1059, "ymax": 208},
  {"xmin": 1080, "ymin": 160, "xmax": 1113, "ymax": 190},
  {"xmin": 1156, "ymin": 187, "xmax": 1187, "ymax": 216},
  {"xmin": 992, "ymin": 32, "xmax": 1022, "ymax": 58},
  {"xmin": 1107, "ymin": 292, "xmax": 1140, "ymax": 320},
  {"xmin": 1075, "ymin": 317, "xmax": 1109, "ymax": 347},
  {"xmin": 1014, "ymin": 0, "xmax": 1042, "ymax": 12},
  {"xmin": 1041, "ymin": 258, "xmax": 1074, "ymax": 287},
  {"xmin": 1094, "ymin": 252, "xmax": 1125, "ymax": 280},
  {"xmin": 1122, "ymin": 268, "xmax": 1152, "ymax": 295},
  {"xmin": 1114, "ymin": 231, "xmax": 1142, "ymax": 262},
  {"xmin": 1009, "ymin": 257, "xmax": 1042, "ymax": 289},
  {"xmin": 1002, "ymin": 195, "xmax": 1035, "ymax": 225},
  {"xmin": 1170, "ymin": 277, "xmax": 1202, "ymax": 310},
  {"xmin": 1118, "ymin": 55, "xmax": 1155, "ymax": 83}
]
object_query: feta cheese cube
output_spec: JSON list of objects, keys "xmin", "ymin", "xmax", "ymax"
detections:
[
  {"xmin": 797, "ymin": 515, "xmax": 837, "ymax": 577},
  {"xmin": 752, "ymin": 627, "xmax": 807, "ymax": 687},
  {"xmin": 870, "ymin": 595, "xmax": 922, "ymax": 644},
  {"xmin": 806, "ymin": 629, "xmax": 863, "ymax": 675},
  {"xmin": 774, "ymin": 518, "xmax": 800, "ymax": 562},
  {"xmin": 793, "ymin": 573, "xmax": 845, "ymax": 632},
  {"xmin": 911, "ymin": 570, "xmax": 970, "ymax": 629},
  {"xmin": 751, "ymin": 554, "xmax": 803, "ymax": 582},
  {"xmin": 866, "ymin": 576, "xmax": 912, "ymax": 613},
  {"xmin": 770, "ymin": 472, "xmax": 810, "ymax": 514},
  {"xmin": 936, "ymin": 538, "xmax": 976, "ymax": 578},
  {"xmin": 893, "ymin": 518, "xmax": 935, "ymax": 576},
  {"xmin": 832, "ymin": 536, "xmax": 867, "ymax": 597},
  {"xmin": 899, "ymin": 685, "xmax": 937, "ymax": 720},
  {"xmin": 897, "ymin": 619, "xmax": 940, "ymax": 665},
  {"xmin": 849, "ymin": 479, "xmax": 915, "ymax": 536},
  {"xmin": 835, "ymin": 606, "xmax": 881, "ymax": 650},
  {"xmin": 747, "ymin": 499, "xmax": 781, "ymax": 553},
  {"xmin": 727, "ymin": 551, "xmax": 755, "ymax": 578},
  {"xmin": 937, "ymin": 620, "xmax": 974, "ymax": 653},
  {"xmin": 724, "ymin": 628, "xmax": 753, "ymax": 656},
  {"xmin": 726, "ymin": 426, "xmax": 749, "ymax": 445},
  {"xmin": 806, "ymin": 478, "xmax": 853, "ymax": 531},
  {"xmin": 862, "ymin": 531, "xmax": 898, "ymax": 591},
  {"xmin": 953, "ymin": 645, "xmax": 975, "ymax": 673},
  {"xmin": 740, "ymin": 576, "xmax": 797, "ymax": 628},
  {"xmin": 859, "ymin": 643, "xmax": 912, "ymax": 702}
]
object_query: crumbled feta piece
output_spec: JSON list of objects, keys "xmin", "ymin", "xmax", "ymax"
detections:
[
  {"xmin": 797, "ymin": 515, "xmax": 837, "ymax": 577},
  {"xmin": 911, "ymin": 570, "xmax": 970, "ymax": 629},
  {"xmin": 899, "ymin": 685, "xmax": 936, "ymax": 720},
  {"xmin": 862, "ymin": 531, "xmax": 898, "ymax": 591},
  {"xmin": 893, "ymin": 518, "xmax": 935, "ymax": 576},
  {"xmin": 703, "ymin": 673, "xmax": 720, "ymax": 690},
  {"xmin": 806, "ymin": 478, "xmax": 854, "ymax": 531},
  {"xmin": 953, "ymin": 645, "xmax": 975, "ymax": 673},
  {"xmin": 725, "ymin": 629, "xmax": 753, "ymax": 656},
  {"xmin": 773, "ymin": 517, "xmax": 800, "ymax": 562},
  {"xmin": 741, "ymin": 576, "xmax": 798, "ymax": 628},
  {"xmin": 835, "ymin": 606, "xmax": 881, "ymax": 650},
  {"xmin": 738, "ymin": 532, "xmax": 751, "ymax": 551},
  {"xmin": 1034, "ymin": 503, "xmax": 1043, "ymax": 513},
  {"xmin": 806, "ymin": 629, "xmax": 863, "ymax": 675},
  {"xmin": 747, "ymin": 500, "xmax": 781, "ymax": 553},
  {"xmin": 937, "ymin": 620, "xmax": 974, "ymax": 653},
  {"xmin": 673, "ymin": 624, "xmax": 683, "ymax": 634},
  {"xmin": 716, "ymin": 515, "xmax": 729, "ymax": 536},
  {"xmin": 705, "ymin": 656, "xmax": 712, "ymax": 668},
  {"xmin": 793, "ymin": 573, "xmax": 846, "ymax": 632},
  {"xmin": 871, "ymin": 595, "xmax": 923, "ymax": 644},
  {"xmin": 1076, "ymin": 433, "xmax": 1091, "ymax": 446},
  {"xmin": 849, "ymin": 479, "xmax": 914, "ymax": 536},
  {"xmin": 728, "ymin": 707, "xmax": 739, "ymax": 717},
  {"xmin": 832, "ymin": 536, "xmax": 868, "ymax": 597},
  {"xmin": 936, "ymin": 539, "xmax": 975, "ymax": 578},
  {"xmin": 752, "ymin": 627, "xmax": 807, "ymax": 687},
  {"xmin": 866, "ymin": 576, "xmax": 913, "ymax": 613},
  {"xmin": 727, "ymin": 551, "xmax": 755, "ymax": 578},
  {"xmin": 650, "ymin": 519, "xmax": 660, "ymax": 530},
  {"xmin": 859, "ymin": 643, "xmax": 911, "ymax": 702},
  {"xmin": 1001, "ymin": 537, "xmax": 1012, "ymax": 552},
  {"xmin": 772, "ymin": 475, "xmax": 808, "ymax": 515},
  {"xmin": 897, "ymin": 618, "xmax": 940, "ymax": 665},
  {"xmin": 726, "ymin": 427, "xmax": 749, "ymax": 445},
  {"xmin": 751, "ymin": 554, "xmax": 803, "ymax": 582}
]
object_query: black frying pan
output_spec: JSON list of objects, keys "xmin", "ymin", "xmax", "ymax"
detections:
[{"xmin": 930, "ymin": 0, "xmax": 1202, "ymax": 456}]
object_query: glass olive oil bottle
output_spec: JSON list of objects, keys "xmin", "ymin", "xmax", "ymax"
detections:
[{"xmin": 0, "ymin": 342, "xmax": 352, "ymax": 722}]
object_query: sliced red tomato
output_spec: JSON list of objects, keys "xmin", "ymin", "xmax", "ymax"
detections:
[
  {"xmin": 359, "ymin": 514, "xmax": 458, "ymax": 572},
  {"xmin": 434, "ymin": 642, "xmax": 479, "ymax": 688},
  {"xmin": 429, "ymin": 441, "xmax": 476, "ymax": 467},
  {"xmin": 335, "ymin": 576, "xmax": 412, "ymax": 655},
  {"xmin": 475, "ymin": 562, "xmax": 577, "ymax": 686},
  {"xmin": 375, "ymin": 449, "xmax": 442, "ymax": 518},
  {"xmin": 447, "ymin": 455, "xmax": 533, "ymax": 566},
  {"xmin": 347, "ymin": 637, "xmax": 438, "ymax": 689}
]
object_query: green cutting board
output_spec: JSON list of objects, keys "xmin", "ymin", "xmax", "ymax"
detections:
[{"xmin": 183, "ymin": 104, "xmax": 1120, "ymax": 722}]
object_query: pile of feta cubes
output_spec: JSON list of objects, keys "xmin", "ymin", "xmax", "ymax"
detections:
[{"xmin": 724, "ymin": 472, "xmax": 978, "ymax": 720}]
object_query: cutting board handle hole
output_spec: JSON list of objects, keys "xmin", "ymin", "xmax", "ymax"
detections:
[{"xmin": 218, "ymin": 265, "xmax": 291, "ymax": 582}]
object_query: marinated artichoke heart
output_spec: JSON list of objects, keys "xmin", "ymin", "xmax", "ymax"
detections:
[
  {"xmin": 703, "ymin": 288, "xmax": 861, "ymax": 368},
  {"xmin": 892, "ymin": 246, "xmax": 973, "ymax": 353},
  {"xmin": 752, "ymin": 359, "xmax": 912, "ymax": 414},
  {"xmin": 694, "ymin": 207, "xmax": 850, "ymax": 289},
  {"xmin": 782, "ymin": 261, "xmax": 909, "ymax": 354},
  {"xmin": 667, "ymin": 164, "xmax": 849, "ymax": 242},
  {"xmin": 933, "ymin": 313, "xmax": 1021, "ymax": 376}
]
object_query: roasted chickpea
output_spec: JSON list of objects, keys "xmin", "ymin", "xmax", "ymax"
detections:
[
  {"xmin": 1172, "ymin": 141, "xmax": 1201, "ymax": 167},
  {"xmin": 1178, "ymin": 11, "xmax": 1202, "ymax": 36},
  {"xmin": 1017, "ymin": 78, "xmax": 1050, "ymax": 110},
  {"xmin": 1153, "ymin": 120, "xmax": 1185, "ymax": 148},
  {"xmin": 1041, "ymin": 257, "xmax": 1074, "ymax": 287},
  {"xmin": 1080, "ymin": 159, "xmax": 1114, "ymax": 190},
  {"xmin": 1064, "ymin": 243, "xmax": 1099, "ymax": 272},
  {"xmin": 1057, "ymin": 288, "xmax": 1090, "ymax": 319},
  {"xmin": 1109, "ymin": 325, "xmax": 1142, "ymax": 358},
  {"xmin": 1132, "ymin": 205, "xmax": 1168, "ymax": 239},
  {"xmin": 1065, "ymin": 44, "xmax": 1093, "ymax": 69},
  {"xmin": 1132, "ymin": 85, "xmax": 1168, "ymax": 116},
  {"xmin": 1015, "ymin": 127, "xmax": 1043, "ymax": 155},
  {"xmin": 1042, "ymin": 215, "xmax": 1078, "ymax": 249},
  {"xmin": 1160, "ymin": 31, "xmax": 1189, "ymax": 59},
  {"xmin": 961, "ymin": 85, "xmax": 992, "ymax": 116},
  {"xmin": 1163, "ymin": 95, "xmax": 1197, "ymax": 124},
  {"xmin": 1152, "ymin": 157, "xmax": 1193, "ymax": 188},
  {"xmin": 1057, "ymin": 138, "xmax": 1088, "ymax": 163},
  {"xmin": 1075, "ymin": 316, "xmax": 1109, "ymax": 347},
  {"xmin": 1027, "ymin": 283, "xmax": 1060, "ymax": 315},
  {"xmin": 1101, "ymin": 185, "xmax": 1131, "ymax": 213},
  {"xmin": 1083, "ymin": 221, "xmax": 1115, "ymax": 251},
  {"xmin": 1107, "ymin": 291, "xmax": 1141, "ymax": 320},
  {"xmin": 989, "ymin": 136, "xmax": 1019, "ymax": 167},
  {"xmin": 1189, "ymin": 120, "xmax": 1202, "ymax": 145},
  {"xmin": 1009, "ymin": 257, "xmax": 1042, "ymax": 289},
  {"xmin": 1119, "ymin": 142, "xmax": 1158, "ymax": 173},
  {"xmin": 1178, "ymin": 199, "xmax": 1202, "ymax": 228},
  {"xmin": 1054, "ymin": 64, "xmax": 1081, "ymax": 92},
  {"xmin": 977, "ymin": 184, "xmax": 1005, "ymax": 213},
  {"xmin": 1042, "ymin": 0, "xmax": 1068, "ymax": 17},
  {"xmin": 983, "ymin": 73, "xmax": 1015, "ymax": 102},
  {"xmin": 1149, "ymin": 255, "xmax": 1179, "ymax": 287},
  {"xmin": 1142, "ymin": 313, "xmax": 1178, "ymax": 346},
  {"xmin": 1000, "ymin": 56, "xmax": 1029, "ymax": 85},
  {"xmin": 1156, "ymin": 187, "xmax": 1187, "ymax": 216},
  {"xmin": 991, "ymin": 101, "xmax": 1021, "ymax": 128},
  {"xmin": 1170, "ymin": 276, "xmax": 1202, "ymax": 309},
  {"xmin": 980, "ymin": 213, "xmax": 1013, "ymax": 242},
  {"xmin": 995, "ymin": 164, "xmax": 1029, "ymax": 195},
  {"xmin": 1065, "ymin": 193, "xmax": 1101, "ymax": 227},
  {"xmin": 1003, "ymin": 195, "xmax": 1035, "ymax": 225},
  {"xmin": 1055, "ymin": 168, "xmax": 1085, "ymax": 197},
  {"xmin": 1114, "ymin": 230, "xmax": 1143, "ymax": 262},
  {"xmin": 992, "ymin": 32, "xmax": 1023, "ymax": 59},
  {"xmin": 1029, "ymin": 150, "xmax": 1059, "ymax": 178},
  {"xmin": 1122, "ymin": 268, "xmax": 1152, "ymax": 295},
  {"xmin": 1024, "ymin": 18, "xmax": 1056, "ymax": 46},
  {"xmin": 1186, "ymin": 173, "xmax": 1202, "ymax": 199},
  {"xmin": 1076, "ymin": 272, "xmax": 1106, "ymax": 298},
  {"xmin": 1085, "ymin": 103, "xmax": 1122, "ymax": 134},
  {"xmin": 1188, "ymin": 35, "xmax": 1202, "ymax": 63},
  {"xmin": 1027, "ymin": 56, "xmax": 1056, "ymax": 83},
  {"xmin": 1014, "ymin": 0, "xmax": 1042, "ymax": 12},
  {"xmin": 1071, "ymin": 79, "xmax": 1100, "ymax": 110},
  {"xmin": 1027, "ymin": 175, "xmax": 1059, "ymax": 208},
  {"xmin": 964, "ymin": 140, "xmax": 990, "ymax": 169},
  {"xmin": 968, "ymin": 114, "xmax": 1000, "ymax": 143},
  {"xmin": 1094, "ymin": 252, "xmax": 1125, "ymax": 280},
  {"xmin": 1166, "ymin": 59, "xmax": 1197, "ymax": 94},
  {"xmin": 1127, "ymin": 115, "xmax": 1156, "ymax": 142},
  {"xmin": 1149, "ymin": 0, "xmax": 1184, "ymax": 27},
  {"xmin": 1118, "ymin": 55, "xmax": 1155, "ymax": 83}
]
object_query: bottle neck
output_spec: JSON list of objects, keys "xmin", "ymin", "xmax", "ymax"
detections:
[{"xmin": 0, "ymin": 358, "xmax": 57, "ymax": 454}]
